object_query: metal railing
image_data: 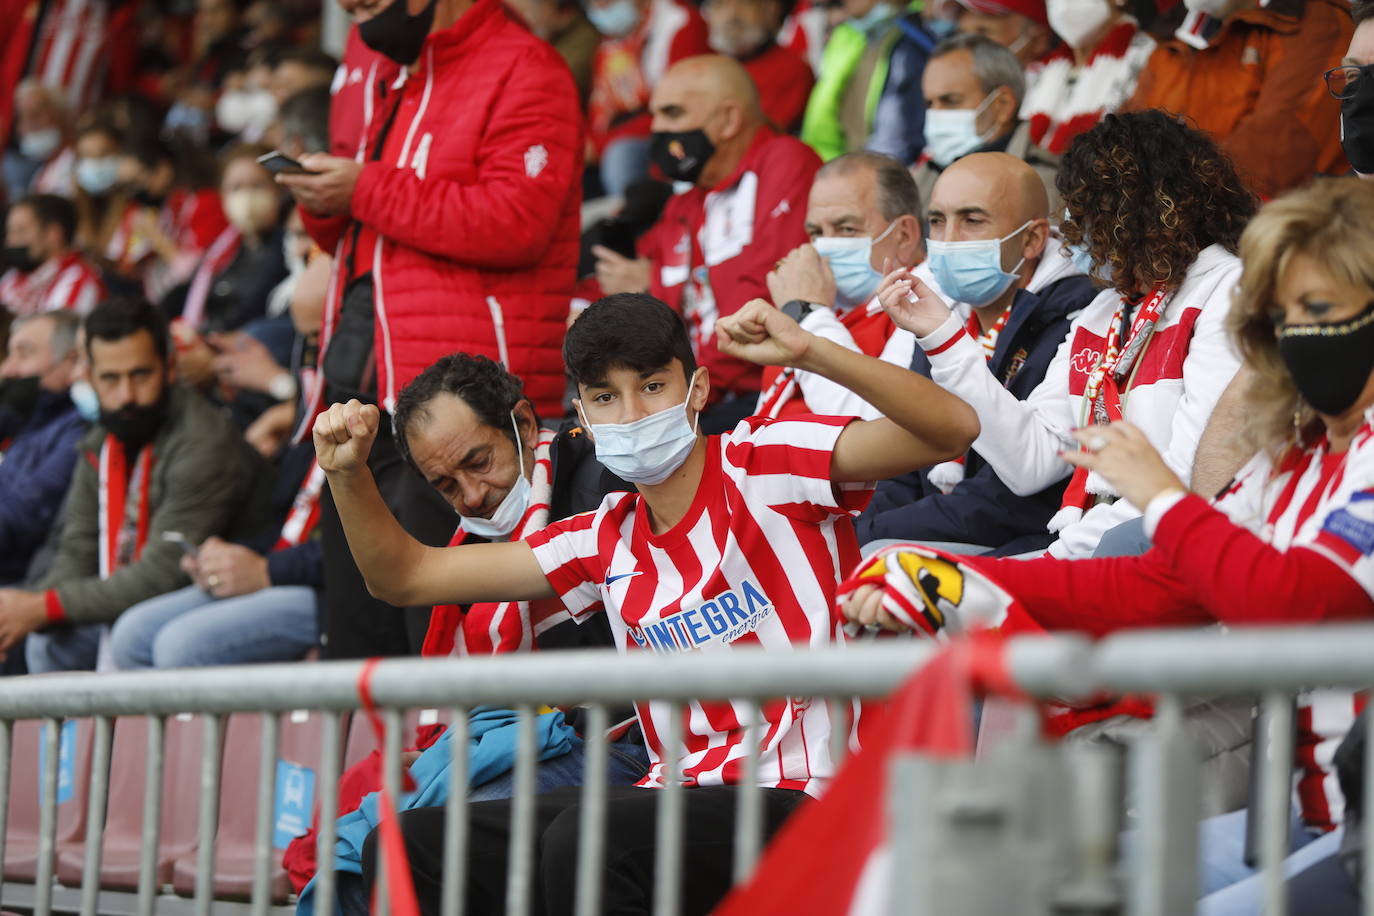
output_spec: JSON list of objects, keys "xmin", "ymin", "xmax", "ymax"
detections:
[{"xmin": 0, "ymin": 625, "xmax": 1370, "ymax": 916}]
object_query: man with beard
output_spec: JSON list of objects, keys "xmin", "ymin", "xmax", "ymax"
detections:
[
  {"xmin": 701, "ymin": 0, "xmax": 814, "ymax": 131},
  {"xmin": 1, "ymin": 298, "xmax": 268, "ymax": 673},
  {"xmin": 0, "ymin": 311, "xmax": 86, "ymax": 587}
]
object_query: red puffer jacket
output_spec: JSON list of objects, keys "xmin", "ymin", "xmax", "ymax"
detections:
[{"xmin": 301, "ymin": 0, "xmax": 582, "ymax": 418}]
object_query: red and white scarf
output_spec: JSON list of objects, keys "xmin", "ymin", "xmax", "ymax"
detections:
[
  {"xmin": 97, "ymin": 436, "xmax": 155, "ymax": 579},
  {"xmin": 274, "ymin": 459, "xmax": 326, "ymax": 551},
  {"xmin": 180, "ymin": 225, "xmax": 243, "ymax": 331},
  {"xmin": 1049, "ymin": 284, "xmax": 1170, "ymax": 531},
  {"xmin": 1020, "ymin": 23, "xmax": 1155, "ymax": 156},
  {"xmin": 927, "ymin": 303, "xmax": 1016, "ymax": 494},
  {"xmin": 421, "ymin": 428, "xmax": 566, "ymax": 657}
]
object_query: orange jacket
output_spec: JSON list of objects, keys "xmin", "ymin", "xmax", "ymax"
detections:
[{"xmin": 1125, "ymin": 0, "xmax": 1352, "ymax": 198}]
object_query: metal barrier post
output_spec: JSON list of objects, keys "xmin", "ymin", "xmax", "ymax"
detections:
[
  {"xmin": 652, "ymin": 703, "xmax": 685, "ymax": 916},
  {"xmin": 193, "ymin": 713, "xmax": 223, "ymax": 916},
  {"xmin": 441, "ymin": 707, "xmax": 470, "ymax": 916},
  {"xmin": 1256, "ymin": 691, "xmax": 1294, "ymax": 916},
  {"xmin": 313, "ymin": 710, "xmax": 344, "ymax": 916},
  {"xmin": 0, "ymin": 718, "xmax": 11, "ymax": 895},
  {"xmin": 34, "ymin": 716, "xmax": 61, "ymax": 916},
  {"xmin": 251, "ymin": 712, "xmax": 281, "ymax": 915},
  {"xmin": 829, "ymin": 698, "xmax": 851, "ymax": 769},
  {"xmin": 80, "ymin": 715, "xmax": 114, "ymax": 916},
  {"xmin": 379, "ymin": 707, "xmax": 405, "ymax": 916},
  {"xmin": 505, "ymin": 705, "xmax": 538, "ymax": 916},
  {"xmin": 731, "ymin": 704, "xmax": 763, "ymax": 883},
  {"xmin": 573, "ymin": 704, "xmax": 608, "ymax": 916},
  {"xmin": 1125, "ymin": 695, "xmax": 1198, "ymax": 916},
  {"xmin": 136, "ymin": 714, "xmax": 166, "ymax": 916}
]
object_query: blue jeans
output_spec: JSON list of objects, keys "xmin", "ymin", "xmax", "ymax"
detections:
[
  {"xmin": 26, "ymin": 623, "xmax": 105, "ymax": 673},
  {"xmin": 108, "ymin": 584, "xmax": 319, "ymax": 669},
  {"xmin": 1193, "ymin": 811, "xmax": 1336, "ymax": 914}
]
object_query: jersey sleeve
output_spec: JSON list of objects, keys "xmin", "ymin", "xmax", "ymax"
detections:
[
  {"xmin": 1307, "ymin": 440, "xmax": 1374, "ymax": 598},
  {"xmin": 722, "ymin": 415, "xmax": 874, "ymax": 519},
  {"xmin": 524, "ymin": 507, "xmax": 607, "ymax": 621}
]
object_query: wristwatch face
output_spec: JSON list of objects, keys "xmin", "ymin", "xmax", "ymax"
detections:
[{"xmin": 782, "ymin": 299, "xmax": 817, "ymax": 323}]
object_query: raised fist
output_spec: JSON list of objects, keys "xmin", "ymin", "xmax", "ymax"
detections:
[
  {"xmin": 715, "ymin": 299, "xmax": 814, "ymax": 369},
  {"xmin": 313, "ymin": 399, "xmax": 381, "ymax": 475}
]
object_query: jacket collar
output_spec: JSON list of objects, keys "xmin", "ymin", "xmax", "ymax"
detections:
[
  {"xmin": 417, "ymin": 0, "xmax": 507, "ymax": 68},
  {"xmin": 705, "ymin": 125, "xmax": 778, "ymax": 195}
]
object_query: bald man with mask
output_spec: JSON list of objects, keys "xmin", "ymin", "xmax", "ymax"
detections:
[
  {"xmin": 858, "ymin": 152, "xmax": 1098, "ymax": 555},
  {"xmin": 593, "ymin": 54, "xmax": 820, "ymax": 430}
]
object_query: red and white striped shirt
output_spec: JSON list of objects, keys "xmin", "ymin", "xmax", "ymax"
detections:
[
  {"xmin": 0, "ymin": 251, "xmax": 104, "ymax": 316},
  {"xmin": 526, "ymin": 416, "xmax": 872, "ymax": 795}
]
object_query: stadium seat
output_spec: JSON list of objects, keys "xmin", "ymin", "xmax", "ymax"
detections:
[
  {"xmin": 4, "ymin": 718, "xmax": 93, "ymax": 881},
  {"xmin": 56, "ymin": 714, "xmax": 207, "ymax": 890}
]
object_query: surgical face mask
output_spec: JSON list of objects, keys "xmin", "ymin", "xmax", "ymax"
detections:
[
  {"xmin": 581, "ymin": 372, "xmax": 703, "ymax": 485},
  {"xmin": 69, "ymin": 379, "xmax": 101, "ymax": 422},
  {"xmin": 1046, "ymin": 0, "xmax": 1113, "ymax": 49},
  {"xmin": 708, "ymin": 18, "xmax": 770, "ymax": 57},
  {"xmin": 813, "ymin": 220, "xmax": 898, "ymax": 309},
  {"xmin": 458, "ymin": 412, "xmax": 533, "ymax": 539},
  {"xmin": 848, "ymin": 1, "xmax": 896, "ymax": 35},
  {"xmin": 1066, "ymin": 242, "xmax": 1094, "ymax": 277},
  {"xmin": 215, "ymin": 89, "xmax": 278, "ymax": 139},
  {"xmin": 75, "ymin": 156, "xmax": 121, "ymax": 196},
  {"xmin": 586, "ymin": 0, "xmax": 641, "ymax": 37},
  {"xmin": 224, "ymin": 187, "xmax": 281, "ymax": 235},
  {"xmin": 925, "ymin": 219, "xmax": 1032, "ymax": 307},
  {"xmin": 1277, "ymin": 300, "xmax": 1374, "ymax": 417},
  {"xmin": 923, "ymin": 92, "xmax": 997, "ymax": 167},
  {"xmin": 19, "ymin": 128, "xmax": 61, "ymax": 162},
  {"xmin": 359, "ymin": 0, "xmax": 438, "ymax": 64},
  {"xmin": 1340, "ymin": 64, "xmax": 1374, "ymax": 176}
]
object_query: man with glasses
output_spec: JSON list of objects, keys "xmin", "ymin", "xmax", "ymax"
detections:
[{"xmin": 1327, "ymin": 0, "xmax": 1374, "ymax": 176}]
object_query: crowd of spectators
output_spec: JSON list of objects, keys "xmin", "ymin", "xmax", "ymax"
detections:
[{"xmin": 0, "ymin": 0, "xmax": 1371, "ymax": 909}]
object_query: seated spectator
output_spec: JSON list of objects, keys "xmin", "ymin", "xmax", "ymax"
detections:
[
  {"xmin": 505, "ymin": 0, "xmax": 600, "ymax": 104},
  {"xmin": 800, "ymin": 0, "xmax": 938, "ymax": 163},
  {"xmin": 859, "ymin": 152, "xmax": 1097, "ymax": 554},
  {"xmin": 702, "ymin": 0, "xmax": 815, "ymax": 132},
  {"xmin": 953, "ymin": 0, "xmax": 1052, "ymax": 65},
  {"xmin": 1333, "ymin": 0, "xmax": 1374, "ymax": 176},
  {"xmin": 595, "ymin": 55, "xmax": 821, "ymax": 429},
  {"xmin": 269, "ymin": 47, "xmax": 338, "ymax": 105},
  {"xmin": 875, "ymin": 110, "xmax": 1251, "ymax": 558},
  {"xmin": 0, "ymin": 194, "xmax": 105, "ymax": 316},
  {"xmin": 0, "ymin": 312, "xmax": 86, "ymax": 585},
  {"xmin": 585, "ymin": 0, "xmax": 711, "ymax": 196},
  {"xmin": 71, "ymin": 121, "xmax": 149, "ymax": 280},
  {"xmin": 914, "ymin": 34, "xmax": 1060, "ymax": 215},
  {"xmin": 2, "ymin": 80, "xmax": 75, "ymax": 202},
  {"xmin": 756, "ymin": 150, "xmax": 927, "ymax": 418},
  {"xmin": 1021, "ymin": 0, "xmax": 1155, "ymax": 157},
  {"xmin": 313, "ymin": 292, "xmax": 977, "ymax": 915},
  {"xmin": 214, "ymin": 53, "xmax": 281, "ymax": 144},
  {"xmin": 10, "ymin": 297, "xmax": 268, "ymax": 673},
  {"xmin": 1124, "ymin": 0, "xmax": 1351, "ymax": 198},
  {"xmin": 844, "ymin": 175, "xmax": 1374, "ymax": 909}
]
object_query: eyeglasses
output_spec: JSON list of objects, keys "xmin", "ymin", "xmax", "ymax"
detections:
[{"xmin": 1324, "ymin": 64, "xmax": 1373, "ymax": 100}]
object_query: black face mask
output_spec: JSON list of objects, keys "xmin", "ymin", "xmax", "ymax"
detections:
[
  {"xmin": 99, "ymin": 392, "xmax": 171, "ymax": 449},
  {"xmin": 358, "ymin": 0, "xmax": 437, "ymax": 65},
  {"xmin": 1277, "ymin": 299, "xmax": 1374, "ymax": 416},
  {"xmin": 649, "ymin": 129, "xmax": 716, "ymax": 185},
  {"xmin": 0, "ymin": 375, "xmax": 42, "ymax": 420},
  {"xmin": 1341, "ymin": 64, "xmax": 1374, "ymax": 175},
  {"xmin": 2, "ymin": 245, "xmax": 41, "ymax": 274}
]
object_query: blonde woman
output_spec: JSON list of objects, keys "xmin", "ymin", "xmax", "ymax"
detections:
[{"xmin": 844, "ymin": 177, "xmax": 1374, "ymax": 895}]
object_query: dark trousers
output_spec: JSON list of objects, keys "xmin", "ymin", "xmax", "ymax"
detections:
[
  {"xmin": 318, "ymin": 422, "xmax": 457, "ymax": 658},
  {"xmin": 361, "ymin": 785, "xmax": 807, "ymax": 916}
]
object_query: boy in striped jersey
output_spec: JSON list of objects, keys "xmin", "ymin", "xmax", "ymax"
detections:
[{"xmin": 315, "ymin": 292, "xmax": 978, "ymax": 914}]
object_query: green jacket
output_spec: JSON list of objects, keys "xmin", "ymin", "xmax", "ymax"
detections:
[{"xmin": 38, "ymin": 385, "xmax": 270, "ymax": 624}]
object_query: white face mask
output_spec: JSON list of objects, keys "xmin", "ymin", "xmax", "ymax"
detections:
[
  {"xmin": 1047, "ymin": 0, "xmax": 1114, "ymax": 48},
  {"xmin": 216, "ymin": 89, "xmax": 278, "ymax": 140},
  {"xmin": 20, "ymin": 128, "xmax": 61, "ymax": 161},
  {"xmin": 923, "ymin": 91, "xmax": 998, "ymax": 167},
  {"xmin": 580, "ymin": 371, "xmax": 702, "ymax": 485},
  {"xmin": 458, "ymin": 412, "xmax": 533, "ymax": 539},
  {"xmin": 223, "ymin": 187, "xmax": 281, "ymax": 235}
]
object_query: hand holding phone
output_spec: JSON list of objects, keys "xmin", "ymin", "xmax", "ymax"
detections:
[
  {"xmin": 162, "ymin": 531, "xmax": 199, "ymax": 557},
  {"xmin": 256, "ymin": 151, "xmax": 315, "ymax": 175}
]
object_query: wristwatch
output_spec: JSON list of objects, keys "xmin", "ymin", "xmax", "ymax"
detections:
[
  {"xmin": 781, "ymin": 299, "xmax": 828, "ymax": 323},
  {"xmin": 267, "ymin": 372, "xmax": 298, "ymax": 402}
]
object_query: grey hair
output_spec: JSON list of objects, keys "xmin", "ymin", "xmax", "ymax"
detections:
[
  {"xmin": 816, "ymin": 151, "xmax": 923, "ymax": 222},
  {"xmin": 278, "ymin": 86, "xmax": 332, "ymax": 155},
  {"xmin": 930, "ymin": 33, "xmax": 1026, "ymax": 107},
  {"xmin": 15, "ymin": 310, "xmax": 81, "ymax": 360}
]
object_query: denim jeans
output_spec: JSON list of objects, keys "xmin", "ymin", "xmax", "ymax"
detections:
[
  {"xmin": 1191, "ymin": 808, "xmax": 1333, "ymax": 913},
  {"xmin": 25, "ymin": 622, "xmax": 105, "ymax": 673},
  {"xmin": 108, "ymin": 584, "xmax": 319, "ymax": 669}
]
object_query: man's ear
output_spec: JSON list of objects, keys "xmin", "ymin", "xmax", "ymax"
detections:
[
  {"xmin": 688, "ymin": 366, "xmax": 711, "ymax": 415},
  {"xmin": 514, "ymin": 398, "xmax": 538, "ymax": 448},
  {"xmin": 714, "ymin": 100, "xmax": 745, "ymax": 144},
  {"xmin": 1022, "ymin": 217, "xmax": 1050, "ymax": 261},
  {"xmin": 896, "ymin": 213, "xmax": 924, "ymax": 264},
  {"xmin": 992, "ymin": 85, "xmax": 1018, "ymax": 134}
]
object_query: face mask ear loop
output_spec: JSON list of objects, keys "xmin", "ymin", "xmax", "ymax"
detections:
[
  {"xmin": 871, "ymin": 219, "xmax": 899, "ymax": 246},
  {"xmin": 510, "ymin": 410, "xmax": 528, "ymax": 481},
  {"xmin": 688, "ymin": 369, "xmax": 704, "ymax": 435}
]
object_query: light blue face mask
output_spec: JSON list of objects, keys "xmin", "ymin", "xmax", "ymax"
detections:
[
  {"xmin": 1067, "ymin": 243, "xmax": 1095, "ymax": 277},
  {"xmin": 813, "ymin": 220, "xmax": 898, "ymax": 310},
  {"xmin": 458, "ymin": 412, "xmax": 532, "ymax": 539},
  {"xmin": 580, "ymin": 372, "xmax": 702, "ymax": 485},
  {"xmin": 586, "ymin": 0, "xmax": 640, "ymax": 37},
  {"xmin": 923, "ymin": 91, "xmax": 997, "ymax": 167},
  {"xmin": 75, "ymin": 156, "xmax": 120, "ymax": 196},
  {"xmin": 926, "ymin": 219, "xmax": 1033, "ymax": 307},
  {"xmin": 848, "ymin": 1, "xmax": 897, "ymax": 35},
  {"xmin": 69, "ymin": 379, "xmax": 100, "ymax": 422}
]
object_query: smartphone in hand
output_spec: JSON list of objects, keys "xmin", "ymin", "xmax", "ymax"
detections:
[
  {"xmin": 161, "ymin": 531, "xmax": 199, "ymax": 558},
  {"xmin": 256, "ymin": 151, "xmax": 315, "ymax": 175}
]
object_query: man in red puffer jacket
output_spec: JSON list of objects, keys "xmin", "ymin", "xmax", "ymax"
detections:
[{"xmin": 279, "ymin": 0, "xmax": 582, "ymax": 659}]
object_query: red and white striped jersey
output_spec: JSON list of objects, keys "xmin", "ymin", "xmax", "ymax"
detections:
[
  {"xmin": 526, "ymin": 415, "xmax": 872, "ymax": 796},
  {"xmin": 1211, "ymin": 410, "xmax": 1374, "ymax": 829},
  {"xmin": 29, "ymin": 0, "xmax": 109, "ymax": 111},
  {"xmin": 0, "ymin": 251, "xmax": 104, "ymax": 316}
]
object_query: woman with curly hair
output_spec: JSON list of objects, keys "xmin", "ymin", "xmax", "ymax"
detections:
[
  {"xmin": 846, "ymin": 176, "xmax": 1374, "ymax": 911},
  {"xmin": 873, "ymin": 109, "xmax": 1256, "ymax": 558}
]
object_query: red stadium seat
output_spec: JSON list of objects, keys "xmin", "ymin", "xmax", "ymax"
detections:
[{"xmin": 5, "ymin": 718, "xmax": 93, "ymax": 881}]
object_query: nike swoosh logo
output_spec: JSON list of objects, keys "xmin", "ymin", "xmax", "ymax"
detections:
[{"xmin": 605, "ymin": 571, "xmax": 643, "ymax": 586}]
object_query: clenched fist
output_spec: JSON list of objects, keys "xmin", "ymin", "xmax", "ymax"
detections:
[
  {"xmin": 313, "ymin": 399, "xmax": 381, "ymax": 475},
  {"xmin": 715, "ymin": 299, "xmax": 815, "ymax": 369}
]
